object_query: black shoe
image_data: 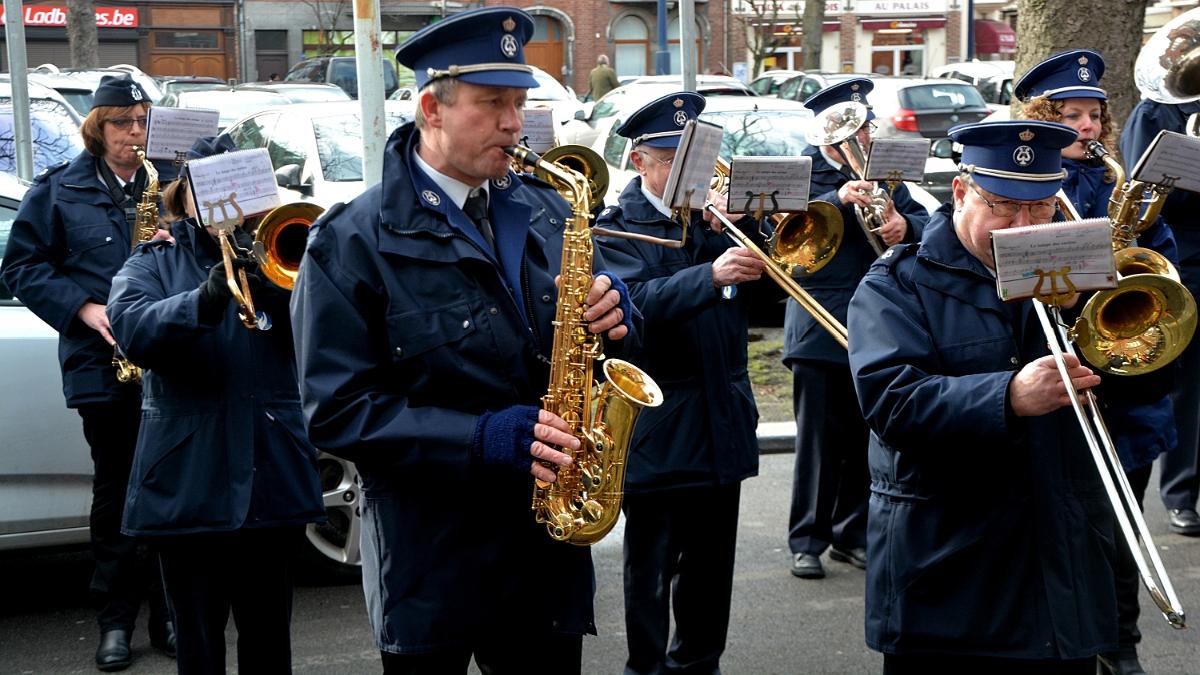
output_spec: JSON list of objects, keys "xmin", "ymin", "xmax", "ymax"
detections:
[
  {"xmin": 830, "ymin": 546, "xmax": 867, "ymax": 569},
  {"xmin": 791, "ymin": 552, "xmax": 825, "ymax": 579},
  {"xmin": 150, "ymin": 620, "xmax": 177, "ymax": 659},
  {"xmin": 95, "ymin": 629, "xmax": 132, "ymax": 672},
  {"xmin": 1168, "ymin": 508, "xmax": 1200, "ymax": 536},
  {"xmin": 1097, "ymin": 651, "xmax": 1146, "ymax": 675}
]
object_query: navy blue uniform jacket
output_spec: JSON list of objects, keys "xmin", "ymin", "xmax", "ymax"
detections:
[
  {"xmin": 847, "ymin": 206, "xmax": 1118, "ymax": 658},
  {"xmin": 783, "ymin": 145, "xmax": 929, "ymax": 365},
  {"xmin": 290, "ymin": 123, "xmax": 617, "ymax": 652},
  {"xmin": 1062, "ymin": 157, "xmax": 1179, "ymax": 471},
  {"xmin": 595, "ymin": 178, "xmax": 760, "ymax": 493},
  {"xmin": 1, "ymin": 151, "xmax": 141, "ymax": 406},
  {"xmin": 106, "ymin": 219, "xmax": 324, "ymax": 535}
]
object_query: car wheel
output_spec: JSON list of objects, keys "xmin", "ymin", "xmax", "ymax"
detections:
[{"xmin": 302, "ymin": 452, "xmax": 362, "ymax": 582}]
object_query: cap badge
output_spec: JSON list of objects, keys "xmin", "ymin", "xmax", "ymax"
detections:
[
  {"xmin": 500, "ymin": 33, "xmax": 519, "ymax": 59},
  {"xmin": 851, "ymin": 92, "xmax": 862, "ymax": 102},
  {"xmin": 673, "ymin": 98, "xmax": 684, "ymax": 108},
  {"xmin": 851, "ymin": 83, "xmax": 860, "ymax": 91},
  {"xmin": 1078, "ymin": 56, "xmax": 1089, "ymax": 65},
  {"xmin": 673, "ymin": 110, "xmax": 689, "ymax": 126},
  {"xmin": 502, "ymin": 17, "xmax": 516, "ymax": 32},
  {"xmin": 421, "ymin": 190, "xmax": 441, "ymax": 206},
  {"xmin": 1013, "ymin": 145, "xmax": 1035, "ymax": 167},
  {"xmin": 130, "ymin": 85, "xmax": 143, "ymax": 102},
  {"xmin": 492, "ymin": 175, "xmax": 512, "ymax": 190},
  {"xmin": 1019, "ymin": 129, "xmax": 1035, "ymax": 142}
]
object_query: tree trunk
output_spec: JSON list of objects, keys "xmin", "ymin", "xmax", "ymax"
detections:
[
  {"xmin": 801, "ymin": 0, "xmax": 825, "ymax": 71},
  {"xmin": 66, "ymin": 0, "xmax": 100, "ymax": 68},
  {"xmin": 1014, "ymin": 0, "xmax": 1148, "ymax": 130}
]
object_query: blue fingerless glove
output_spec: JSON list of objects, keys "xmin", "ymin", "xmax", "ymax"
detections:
[
  {"xmin": 472, "ymin": 404, "xmax": 541, "ymax": 472},
  {"xmin": 597, "ymin": 271, "xmax": 635, "ymax": 335}
]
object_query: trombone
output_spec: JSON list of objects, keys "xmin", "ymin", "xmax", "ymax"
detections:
[
  {"xmin": 707, "ymin": 158, "xmax": 848, "ymax": 348},
  {"xmin": 805, "ymin": 101, "xmax": 889, "ymax": 256},
  {"xmin": 1034, "ymin": 194, "xmax": 1187, "ymax": 629}
]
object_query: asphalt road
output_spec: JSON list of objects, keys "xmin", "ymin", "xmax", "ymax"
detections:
[{"xmin": 2, "ymin": 454, "xmax": 1198, "ymax": 674}]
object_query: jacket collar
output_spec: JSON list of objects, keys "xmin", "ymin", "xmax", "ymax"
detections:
[
  {"xmin": 917, "ymin": 204, "xmax": 995, "ymax": 280},
  {"xmin": 803, "ymin": 144, "xmax": 850, "ymax": 180},
  {"xmin": 619, "ymin": 176, "xmax": 676, "ymax": 226},
  {"xmin": 59, "ymin": 151, "xmax": 109, "ymax": 192}
]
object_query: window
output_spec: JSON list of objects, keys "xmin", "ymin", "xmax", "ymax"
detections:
[
  {"xmin": 267, "ymin": 115, "xmax": 311, "ymax": 174},
  {"xmin": 899, "ymin": 84, "xmax": 986, "ymax": 110},
  {"xmin": 0, "ymin": 196, "xmax": 19, "ymax": 302},
  {"xmin": 778, "ymin": 77, "xmax": 801, "ymax": 101},
  {"xmin": 256, "ymin": 30, "xmax": 287, "ymax": 52},
  {"xmin": 800, "ymin": 78, "xmax": 822, "ymax": 101},
  {"xmin": 154, "ymin": 31, "xmax": 220, "ymax": 49},
  {"xmin": 228, "ymin": 112, "xmax": 279, "ymax": 151},
  {"xmin": 0, "ymin": 101, "xmax": 85, "ymax": 175},
  {"xmin": 313, "ymin": 112, "xmax": 408, "ymax": 182},
  {"xmin": 613, "ymin": 15, "xmax": 648, "ymax": 79},
  {"xmin": 603, "ymin": 128, "xmax": 628, "ymax": 168},
  {"xmin": 666, "ymin": 19, "xmax": 701, "ymax": 74},
  {"xmin": 532, "ymin": 16, "xmax": 561, "ymax": 41}
]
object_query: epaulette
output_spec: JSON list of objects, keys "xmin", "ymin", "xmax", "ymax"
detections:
[
  {"xmin": 33, "ymin": 160, "xmax": 70, "ymax": 184},
  {"xmin": 595, "ymin": 204, "xmax": 621, "ymax": 225},
  {"xmin": 133, "ymin": 239, "xmax": 173, "ymax": 255},
  {"xmin": 865, "ymin": 242, "xmax": 918, "ymax": 277},
  {"xmin": 309, "ymin": 201, "xmax": 347, "ymax": 241}
]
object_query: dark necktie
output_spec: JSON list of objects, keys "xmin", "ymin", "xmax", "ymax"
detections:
[{"xmin": 462, "ymin": 188, "xmax": 496, "ymax": 252}]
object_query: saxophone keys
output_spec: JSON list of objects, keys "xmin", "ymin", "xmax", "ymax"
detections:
[{"xmin": 581, "ymin": 499, "xmax": 604, "ymax": 524}]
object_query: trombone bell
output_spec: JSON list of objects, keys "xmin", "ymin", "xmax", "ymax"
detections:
[
  {"xmin": 254, "ymin": 202, "xmax": 324, "ymax": 290},
  {"xmin": 1075, "ymin": 273, "xmax": 1198, "ymax": 375},
  {"xmin": 771, "ymin": 201, "xmax": 844, "ymax": 275}
]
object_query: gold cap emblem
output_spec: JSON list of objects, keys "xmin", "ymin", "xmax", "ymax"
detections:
[
  {"xmin": 1078, "ymin": 55, "xmax": 1088, "ymax": 65},
  {"xmin": 502, "ymin": 17, "xmax": 516, "ymax": 32},
  {"xmin": 673, "ymin": 98, "xmax": 684, "ymax": 108},
  {"xmin": 851, "ymin": 83, "xmax": 860, "ymax": 91},
  {"xmin": 1019, "ymin": 129, "xmax": 1035, "ymax": 142}
]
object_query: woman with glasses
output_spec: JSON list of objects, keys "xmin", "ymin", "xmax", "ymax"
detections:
[
  {"xmin": 1015, "ymin": 50, "xmax": 1178, "ymax": 675},
  {"xmin": 1, "ymin": 74, "xmax": 174, "ymax": 671}
]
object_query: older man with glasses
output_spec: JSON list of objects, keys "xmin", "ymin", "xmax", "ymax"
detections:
[{"xmin": 2, "ymin": 74, "xmax": 175, "ymax": 671}]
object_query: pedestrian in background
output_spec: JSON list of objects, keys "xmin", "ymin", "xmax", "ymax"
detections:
[{"xmin": 588, "ymin": 54, "xmax": 619, "ymax": 102}]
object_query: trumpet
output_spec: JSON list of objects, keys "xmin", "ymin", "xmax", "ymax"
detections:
[{"xmin": 805, "ymin": 101, "xmax": 888, "ymax": 256}]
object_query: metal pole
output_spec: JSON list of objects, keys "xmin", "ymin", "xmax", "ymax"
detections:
[
  {"xmin": 353, "ymin": 0, "xmax": 384, "ymax": 188},
  {"xmin": 680, "ymin": 0, "xmax": 696, "ymax": 90},
  {"xmin": 655, "ymin": 0, "xmax": 670, "ymax": 75},
  {"xmin": 966, "ymin": 0, "xmax": 975, "ymax": 61},
  {"xmin": 5, "ymin": 0, "xmax": 35, "ymax": 181}
]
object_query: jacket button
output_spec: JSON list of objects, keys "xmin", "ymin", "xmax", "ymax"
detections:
[
  {"xmin": 105, "ymin": 236, "xmax": 112, "ymax": 242},
  {"xmin": 1010, "ymin": 356, "xmax": 1019, "ymax": 365},
  {"xmin": 395, "ymin": 346, "xmax": 403, "ymax": 356},
  {"xmin": 462, "ymin": 320, "xmax": 470, "ymax": 329},
  {"xmin": 542, "ymin": 294, "xmax": 552, "ymax": 302},
  {"xmin": 489, "ymin": 307, "xmax": 498, "ymax": 315},
  {"xmin": 550, "ymin": 218, "xmax": 558, "ymax": 225}
]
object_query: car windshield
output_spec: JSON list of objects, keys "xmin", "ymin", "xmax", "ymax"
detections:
[
  {"xmin": 178, "ymin": 90, "xmax": 292, "ymax": 128},
  {"xmin": 0, "ymin": 101, "xmax": 84, "ymax": 175},
  {"xmin": 313, "ymin": 111, "xmax": 410, "ymax": 182},
  {"xmin": 898, "ymin": 83, "xmax": 987, "ymax": 110},
  {"xmin": 529, "ymin": 70, "xmax": 573, "ymax": 101},
  {"xmin": 701, "ymin": 110, "xmax": 812, "ymax": 160}
]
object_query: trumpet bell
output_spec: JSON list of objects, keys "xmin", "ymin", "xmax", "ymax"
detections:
[
  {"xmin": 771, "ymin": 201, "xmax": 844, "ymax": 275},
  {"xmin": 1075, "ymin": 274, "xmax": 1198, "ymax": 375},
  {"xmin": 1136, "ymin": 6, "xmax": 1200, "ymax": 104},
  {"xmin": 254, "ymin": 202, "xmax": 324, "ymax": 290},
  {"xmin": 540, "ymin": 144, "xmax": 609, "ymax": 208}
]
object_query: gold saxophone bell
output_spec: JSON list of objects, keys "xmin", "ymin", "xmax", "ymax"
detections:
[
  {"xmin": 253, "ymin": 202, "xmax": 324, "ymax": 290},
  {"xmin": 540, "ymin": 144, "xmax": 609, "ymax": 209}
]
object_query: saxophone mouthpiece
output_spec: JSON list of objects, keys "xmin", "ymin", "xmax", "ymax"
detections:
[
  {"xmin": 1085, "ymin": 140, "xmax": 1108, "ymax": 159},
  {"xmin": 504, "ymin": 145, "xmax": 541, "ymax": 168}
]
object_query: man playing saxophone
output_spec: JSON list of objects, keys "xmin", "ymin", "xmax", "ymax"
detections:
[
  {"xmin": 1, "ymin": 74, "xmax": 174, "ymax": 670},
  {"xmin": 289, "ymin": 7, "xmax": 635, "ymax": 674},
  {"xmin": 785, "ymin": 79, "xmax": 929, "ymax": 580},
  {"xmin": 594, "ymin": 92, "xmax": 766, "ymax": 675}
]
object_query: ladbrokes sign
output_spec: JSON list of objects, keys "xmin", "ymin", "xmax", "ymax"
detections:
[{"xmin": 0, "ymin": 5, "xmax": 139, "ymax": 28}]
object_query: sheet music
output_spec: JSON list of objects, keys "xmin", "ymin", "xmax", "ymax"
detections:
[
  {"xmin": 187, "ymin": 148, "xmax": 282, "ymax": 228},
  {"xmin": 145, "ymin": 107, "xmax": 220, "ymax": 161},
  {"xmin": 521, "ymin": 107, "xmax": 556, "ymax": 153},
  {"xmin": 727, "ymin": 155, "xmax": 811, "ymax": 213},
  {"xmin": 1130, "ymin": 130, "xmax": 1200, "ymax": 194},
  {"xmin": 864, "ymin": 138, "xmax": 930, "ymax": 182},
  {"xmin": 663, "ymin": 120, "xmax": 724, "ymax": 210},
  {"xmin": 990, "ymin": 217, "xmax": 1117, "ymax": 301}
]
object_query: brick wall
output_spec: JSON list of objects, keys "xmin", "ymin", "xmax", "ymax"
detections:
[{"xmin": 946, "ymin": 10, "xmax": 961, "ymax": 62}]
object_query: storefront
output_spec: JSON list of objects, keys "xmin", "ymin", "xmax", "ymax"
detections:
[
  {"xmin": 0, "ymin": 4, "xmax": 140, "ymax": 70},
  {"xmin": 863, "ymin": 18, "xmax": 945, "ymax": 76}
]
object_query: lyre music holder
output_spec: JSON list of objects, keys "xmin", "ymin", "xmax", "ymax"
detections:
[{"xmin": 1032, "ymin": 266, "xmax": 1078, "ymax": 308}]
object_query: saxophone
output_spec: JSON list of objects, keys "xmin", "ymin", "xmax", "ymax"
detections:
[
  {"xmin": 112, "ymin": 147, "xmax": 160, "ymax": 384},
  {"xmin": 505, "ymin": 145, "xmax": 663, "ymax": 546}
]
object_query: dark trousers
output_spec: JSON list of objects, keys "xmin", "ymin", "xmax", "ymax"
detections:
[
  {"xmin": 1164, "ymin": 334, "xmax": 1200, "ymax": 510},
  {"xmin": 622, "ymin": 483, "xmax": 741, "ymax": 675},
  {"xmin": 787, "ymin": 360, "xmax": 870, "ymax": 555},
  {"xmin": 78, "ymin": 399, "xmax": 168, "ymax": 634},
  {"xmin": 380, "ymin": 633, "xmax": 581, "ymax": 675},
  {"xmin": 883, "ymin": 653, "xmax": 1095, "ymax": 675},
  {"xmin": 1113, "ymin": 464, "xmax": 1153, "ymax": 654},
  {"xmin": 157, "ymin": 527, "xmax": 303, "ymax": 675}
]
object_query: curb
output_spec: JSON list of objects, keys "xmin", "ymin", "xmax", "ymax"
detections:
[{"xmin": 757, "ymin": 421, "xmax": 795, "ymax": 454}]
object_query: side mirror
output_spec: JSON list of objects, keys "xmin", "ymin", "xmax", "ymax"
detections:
[{"xmin": 930, "ymin": 138, "xmax": 956, "ymax": 160}]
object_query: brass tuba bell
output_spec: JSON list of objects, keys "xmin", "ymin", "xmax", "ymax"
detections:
[
  {"xmin": 1136, "ymin": 6, "xmax": 1200, "ymax": 104},
  {"xmin": 252, "ymin": 202, "xmax": 324, "ymax": 290}
]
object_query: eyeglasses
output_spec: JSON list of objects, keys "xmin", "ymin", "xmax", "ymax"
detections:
[
  {"xmin": 968, "ymin": 181, "xmax": 1057, "ymax": 220},
  {"xmin": 865, "ymin": 122, "xmax": 878, "ymax": 135},
  {"xmin": 107, "ymin": 116, "xmax": 149, "ymax": 130},
  {"xmin": 640, "ymin": 151, "xmax": 674, "ymax": 168}
]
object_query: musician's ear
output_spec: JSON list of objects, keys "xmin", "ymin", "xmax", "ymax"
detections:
[
  {"xmin": 418, "ymin": 89, "xmax": 443, "ymax": 128},
  {"xmin": 950, "ymin": 175, "xmax": 968, "ymax": 212}
]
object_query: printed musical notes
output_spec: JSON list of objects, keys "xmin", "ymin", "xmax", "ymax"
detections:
[
  {"xmin": 864, "ymin": 138, "xmax": 930, "ymax": 183},
  {"xmin": 727, "ymin": 155, "xmax": 812, "ymax": 213},
  {"xmin": 145, "ymin": 108, "xmax": 220, "ymax": 161},
  {"xmin": 187, "ymin": 148, "xmax": 282, "ymax": 227},
  {"xmin": 990, "ymin": 217, "xmax": 1117, "ymax": 301},
  {"xmin": 521, "ymin": 107, "xmax": 556, "ymax": 153},
  {"xmin": 1131, "ymin": 130, "xmax": 1200, "ymax": 194}
]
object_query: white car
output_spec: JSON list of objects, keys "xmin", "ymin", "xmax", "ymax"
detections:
[{"xmin": 929, "ymin": 60, "xmax": 1015, "ymax": 112}]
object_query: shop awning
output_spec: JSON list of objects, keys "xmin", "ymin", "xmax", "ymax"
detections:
[{"xmin": 975, "ymin": 19, "xmax": 1016, "ymax": 55}]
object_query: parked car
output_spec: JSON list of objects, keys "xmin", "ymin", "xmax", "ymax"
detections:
[
  {"xmin": 562, "ymin": 77, "xmax": 758, "ymax": 149},
  {"xmin": 0, "ymin": 79, "xmax": 85, "ymax": 125},
  {"xmin": 284, "ymin": 56, "xmax": 400, "ymax": 100},
  {"xmin": 27, "ymin": 63, "xmax": 163, "ymax": 110},
  {"xmin": 866, "ymin": 77, "xmax": 991, "ymax": 142},
  {"xmin": 224, "ymin": 101, "xmax": 413, "ymax": 207},
  {"xmin": 157, "ymin": 76, "xmax": 227, "ymax": 102},
  {"xmin": 929, "ymin": 60, "xmax": 1014, "ymax": 111},
  {"xmin": 0, "ymin": 171, "xmax": 362, "ymax": 577},
  {"xmin": 527, "ymin": 65, "xmax": 586, "ymax": 129},
  {"xmin": 0, "ymin": 102, "xmax": 85, "ymax": 176},
  {"xmin": 157, "ymin": 87, "xmax": 292, "ymax": 131},
  {"xmin": 748, "ymin": 69, "xmax": 804, "ymax": 96},
  {"xmin": 776, "ymin": 72, "xmax": 876, "ymax": 103},
  {"xmin": 235, "ymin": 82, "xmax": 351, "ymax": 104}
]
